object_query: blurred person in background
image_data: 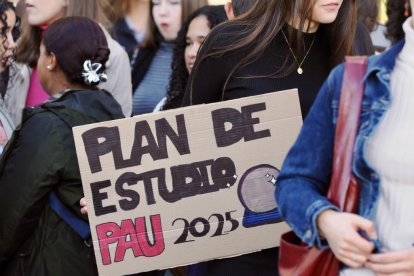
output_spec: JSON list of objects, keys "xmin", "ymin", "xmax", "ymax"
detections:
[
  {"xmin": 386, "ymin": 0, "xmax": 412, "ymax": 44},
  {"xmin": 354, "ymin": 0, "xmax": 378, "ymax": 54},
  {"xmin": 224, "ymin": 0, "xmax": 257, "ymax": 20},
  {"xmin": 159, "ymin": 5, "xmax": 227, "ymax": 110},
  {"xmin": 357, "ymin": 0, "xmax": 379, "ymax": 33},
  {"xmin": 130, "ymin": 0, "xmax": 207, "ymax": 115},
  {"xmin": 110, "ymin": 0, "xmax": 150, "ymax": 63}
]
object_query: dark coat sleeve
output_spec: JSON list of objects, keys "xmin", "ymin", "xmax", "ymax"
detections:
[{"xmin": 0, "ymin": 112, "xmax": 66, "ymax": 264}]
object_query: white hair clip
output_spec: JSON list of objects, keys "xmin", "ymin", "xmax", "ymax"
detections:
[{"xmin": 81, "ymin": 60, "xmax": 108, "ymax": 85}]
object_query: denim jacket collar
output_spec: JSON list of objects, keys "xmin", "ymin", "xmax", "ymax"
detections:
[{"xmin": 365, "ymin": 40, "xmax": 405, "ymax": 81}]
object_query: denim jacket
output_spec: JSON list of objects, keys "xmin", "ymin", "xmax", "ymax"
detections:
[{"xmin": 275, "ymin": 40, "xmax": 405, "ymax": 248}]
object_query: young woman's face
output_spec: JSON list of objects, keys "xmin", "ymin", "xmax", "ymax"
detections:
[
  {"xmin": 152, "ymin": 0, "xmax": 182, "ymax": 41},
  {"xmin": 25, "ymin": 0, "xmax": 67, "ymax": 26},
  {"xmin": 311, "ymin": 0, "xmax": 343, "ymax": 25},
  {"xmin": 0, "ymin": 9, "xmax": 17, "ymax": 70},
  {"xmin": 185, "ymin": 15, "xmax": 210, "ymax": 73}
]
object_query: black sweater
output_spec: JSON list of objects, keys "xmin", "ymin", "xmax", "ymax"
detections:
[{"xmin": 182, "ymin": 23, "xmax": 333, "ymax": 118}]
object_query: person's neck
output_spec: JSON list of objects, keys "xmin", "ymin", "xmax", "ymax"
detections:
[
  {"xmin": 48, "ymin": 83, "xmax": 85, "ymax": 97},
  {"xmin": 288, "ymin": 18, "xmax": 319, "ymax": 33},
  {"xmin": 127, "ymin": 0, "xmax": 149, "ymax": 33}
]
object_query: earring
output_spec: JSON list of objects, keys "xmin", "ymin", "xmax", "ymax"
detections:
[
  {"xmin": 405, "ymin": 0, "xmax": 410, "ymax": 17},
  {"xmin": 47, "ymin": 65, "xmax": 52, "ymax": 70}
]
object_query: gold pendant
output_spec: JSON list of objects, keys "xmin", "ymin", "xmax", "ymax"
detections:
[{"xmin": 297, "ymin": 67, "xmax": 303, "ymax": 75}]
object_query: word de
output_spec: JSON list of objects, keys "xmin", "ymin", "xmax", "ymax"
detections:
[{"xmin": 212, "ymin": 103, "xmax": 271, "ymax": 147}]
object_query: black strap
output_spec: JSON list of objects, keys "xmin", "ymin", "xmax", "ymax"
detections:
[{"xmin": 49, "ymin": 192, "xmax": 91, "ymax": 240}]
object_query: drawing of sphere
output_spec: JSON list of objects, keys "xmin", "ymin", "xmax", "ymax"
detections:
[{"xmin": 237, "ymin": 165, "xmax": 280, "ymax": 213}]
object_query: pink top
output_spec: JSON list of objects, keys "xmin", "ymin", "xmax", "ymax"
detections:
[
  {"xmin": 25, "ymin": 25, "xmax": 49, "ymax": 107},
  {"xmin": 26, "ymin": 68, "xmax": 49, "ymax": 107}
]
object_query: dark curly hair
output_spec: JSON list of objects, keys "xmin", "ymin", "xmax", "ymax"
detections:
[
  {"xmin": 43, "ymin": 16, "xmax": 110, "ymax": 88},
  {"xmin": 0, "ymin": 0, "xmax": 20, "ymax": 96},
  {"xmin": 0, "ymin": 1, "xmax": 20, "ymax": 66},
  {"xmin": 386, "ymin": 0, "xmax": 412, "ymax": 44},
  {"xmin": 162, "ymin": 5, "xmax": 227, "ymax": 110}
]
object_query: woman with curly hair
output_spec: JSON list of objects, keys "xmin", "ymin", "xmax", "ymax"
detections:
[
  {"xmin": 130, "ymin": 0, "xmax": 207, "ymax": 115},
  {"xmin": 0, "ymin": 0, "xmax": 19, "ymax": 153},
  {"xmin": 160, "ymin": 5, "xmax": 227, "ymax": 110},
  {"xmin": 0, "ymin": 1, "xmax": 19, "ymax": 75}
]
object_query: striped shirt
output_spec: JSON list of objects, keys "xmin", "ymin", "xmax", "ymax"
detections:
[{"xmin": 132, "ymin": 42, "xmax": 173, "ymax": 115}]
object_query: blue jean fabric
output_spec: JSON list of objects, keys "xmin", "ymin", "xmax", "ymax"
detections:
[{"xmin": 275, "ymin": 40, "xmax": 405, "ymax": 248}]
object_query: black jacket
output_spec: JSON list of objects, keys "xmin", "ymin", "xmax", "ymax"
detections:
[{"xmin": 0, "ymin": 89, "xmax": 124, "ymax": 275}]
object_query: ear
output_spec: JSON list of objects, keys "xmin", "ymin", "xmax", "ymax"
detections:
[
  {"xmin": 224, "ymin": 2, "xmax": 235, "ymax": 20},
  {"xmin": 47, "ymin": 52, "xmax": 58, "ymax": 71}
]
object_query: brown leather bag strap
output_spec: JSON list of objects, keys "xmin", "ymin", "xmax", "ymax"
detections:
[{"xmin": 327, "ymin": 56, "xmax": 368, "ymax": 210}]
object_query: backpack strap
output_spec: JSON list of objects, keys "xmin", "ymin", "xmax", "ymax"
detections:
[{"xmin": 49, "ymin": 192, "xmax": 91, "ymax": 240}]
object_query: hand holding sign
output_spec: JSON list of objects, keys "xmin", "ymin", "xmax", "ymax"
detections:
[{"xmin": 80, "ymin": 197, "xmax": 88, "ymax": 215}]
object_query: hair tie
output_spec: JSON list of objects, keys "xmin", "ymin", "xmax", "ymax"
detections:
[{"xmin": 81, "ymin": 60, "xmax": 108, "ymax": 85}]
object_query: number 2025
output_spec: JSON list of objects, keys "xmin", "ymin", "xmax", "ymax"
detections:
[{"xmin": 172, "ymin": 211, "xmax": 239, "ymax": 244}]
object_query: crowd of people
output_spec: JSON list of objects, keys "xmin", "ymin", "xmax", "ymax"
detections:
[{"xmin": 0, "ymin": 0, "xmax": 412, "ymax": 275}]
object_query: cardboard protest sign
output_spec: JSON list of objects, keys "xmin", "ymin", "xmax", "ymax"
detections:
[{"xmin": 73, "ymin": 89, "xmax": 302, "ymax": 275}]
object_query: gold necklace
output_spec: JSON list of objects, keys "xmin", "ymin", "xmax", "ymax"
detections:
[{"xmin": 281, "ymin": 30, "xmax": 316, "ymax": 75}]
